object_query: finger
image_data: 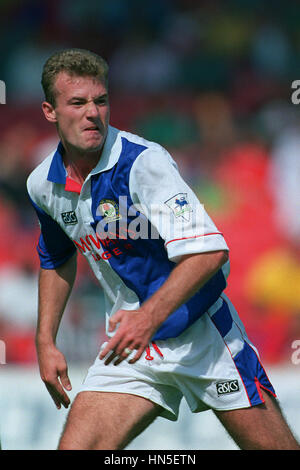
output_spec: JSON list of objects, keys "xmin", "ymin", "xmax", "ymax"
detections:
[
  {"xmin": 103, "ymin": 335, "xmax": 135, "ymax": 365},
  {"xmin": 45, "ymin": 383, "xmax": 62, "ymax": 409},
  {"xmin": 56, "ymin": 388, "xmax": 71, "ymax": 408},
  {"xmin": 54, "ymin": 375, "xmax": 71, "ymax": 407},
  {"xmin": 59, "ymin": 369, "xmax": 72, "ymax": 391},
  {"xmin": 104, "ymin": 350, "xmax": 120, "ymax": 366},
  {"xmin": 99, "ymin": 336, "xmax": 120, "ymax": 360},
  {"xmin": 101, "ymin": 338, "xmax": 135, "ymax": 366},
  {"xmin": 46, "ymin": 379, "xmax": 70, "ymax": 409},
  {"xmin": 113, "ymin": 346, "xmax": 135, "ymax": 366},
  {"xmin": 100, "ymin": 343, "xmax": 115, "ymax": 361},
  {"xmin": 108, "ymin": 310, "xmax": 124, "ymax": 333},
  {"xmin": 128, "ymin": 346, "xmax": 145, "ymax": 364},
  {"xmin": 45, "ymin": 382, "xmax": 68, "ymax": 409}
]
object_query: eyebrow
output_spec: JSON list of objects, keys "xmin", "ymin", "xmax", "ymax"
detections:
[{"xmin": 68, "ymin": 93, "xmax": 108, "ymax": 103}]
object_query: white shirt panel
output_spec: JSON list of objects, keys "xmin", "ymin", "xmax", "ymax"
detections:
[{"xmin": 129, "ymin": 148, "xmax": 229, "ymax": 262}]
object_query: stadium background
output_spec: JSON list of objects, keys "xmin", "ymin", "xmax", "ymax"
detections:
[{"xmin": 0, "ymin": 0, "xmax": 299, "ymax": 450}]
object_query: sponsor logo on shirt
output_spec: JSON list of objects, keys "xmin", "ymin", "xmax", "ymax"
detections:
[
  {"xmin": 216, "ymin": 380, "xmax": 240, "ymax": 396},
  {"xmin": 98, "ymin": 199, "xmax": 122, "ymax": 223},
  {"xmin": 61, "ymin": 211, "xmax": 78, "ymax": 225},
  {"xmin": 164, "ymin": 193, "xmax": 192, "ymax": 221},
  {"xmin": 73, "ymin": 232, "xmax": 134, "ymax": 262}
]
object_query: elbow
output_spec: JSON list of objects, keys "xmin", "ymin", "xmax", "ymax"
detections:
[{"xmin": 215, "ymin": 250, "xmax": 229, "ymax": 269}]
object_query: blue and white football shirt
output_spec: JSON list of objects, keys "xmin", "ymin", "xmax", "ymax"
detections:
[{"xmin": 27, "ymin": 126, "xmax": 229, "ymax": 341}]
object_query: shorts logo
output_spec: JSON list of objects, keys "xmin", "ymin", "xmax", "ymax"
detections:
[
  {"xmin": 98, "ymin": 199, "xmax": 122, "ymax": 223},
  {"xmin": 61, "ymin": 211, "xmax": 78, "ymax": 225},
  {"xmin": 164, "ymin": 193, "xmax": 192, "ymax": 221},
  {"xmin": 216, "ymin": 380, "xmax": 240, "ymax": 396}
]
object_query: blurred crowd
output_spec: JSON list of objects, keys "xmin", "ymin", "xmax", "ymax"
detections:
[{"xmin": 0, "ymin": 0, "xmax": 299, "ymax": 365}]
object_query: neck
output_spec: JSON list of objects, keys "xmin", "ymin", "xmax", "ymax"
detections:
[
  {"xmin": 65, "ymin": 158, "xmax": 96, "ymax": 184},
  {"xmin": 62, "ymin": 144, "xmax": 102, "ymax": 184}
]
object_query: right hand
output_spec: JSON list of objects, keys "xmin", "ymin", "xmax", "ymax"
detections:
[{"xmin": 37, "ymin": 343, "xmax": 72, "ymax": 409}]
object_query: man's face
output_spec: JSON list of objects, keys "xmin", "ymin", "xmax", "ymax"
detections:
[{"xmin": 43, "ymin": 72, "xmax": 110, "ymax": 155}]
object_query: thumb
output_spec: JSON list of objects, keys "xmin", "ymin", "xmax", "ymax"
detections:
[
  {"xmin": 108, "ymin": 309, "xmax": 124, "ymax": 332},
  {"xmin": 60, "ymin": 369, "xmax": 72, "ymax": 391}
]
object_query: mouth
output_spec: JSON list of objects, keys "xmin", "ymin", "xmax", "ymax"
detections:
[{"xmin": 83, "ymin": 123, "xmax": 101, "ymax": 133}]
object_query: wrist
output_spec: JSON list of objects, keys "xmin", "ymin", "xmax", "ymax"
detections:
[
  {"xmin": 141, "ymin": 297, "xmax": 172, "ymax": 330},
  {"xmin": 35, "ymin": 332, "xmax": 56, "ymax": 348}
]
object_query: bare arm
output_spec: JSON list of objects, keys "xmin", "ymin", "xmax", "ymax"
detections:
[
  {"xmin": 36, "ymin": 254, "xmax": 77, "ymax": 409},
  {"xmin": 100, "ymin": 249, "xmax": 228, "ymax": 365}
]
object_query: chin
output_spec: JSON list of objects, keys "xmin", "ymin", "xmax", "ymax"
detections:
[
  {"xmin": 78, "ymin": 138, "xmax": 102, "ymax": 153},
  {"xmin": 86, "ymin": 135, "xmax": 105, "ymax": 149},
  {"xmin": 85, "ymin": 142, "xmax": 103, "ymax": 153}
]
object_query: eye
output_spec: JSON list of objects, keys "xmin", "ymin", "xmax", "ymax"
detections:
[
  {"xmin": 69, "ymin": 98, "xmax": 85, "ymax": 106},
  {"xmin": 95, "ymin": 96, "xmax": 108, "ymax": 105}
]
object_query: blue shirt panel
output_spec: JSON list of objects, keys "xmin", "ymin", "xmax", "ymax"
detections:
[
  {"xmin": 29, "ymin": 196, "xmax": 76, "ymax": 269},
  {"xmin": 47, "ymin": 142, "xmax": 66, "ymax": 184},
  {"xmin": 90, "ymin": 137, "xmax": 226, "ymax": 340}
]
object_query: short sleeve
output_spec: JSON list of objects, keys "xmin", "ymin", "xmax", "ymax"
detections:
[
  {"xmin": 129, "ymin": 148, "xmax": 229, "ymax": 263},
  {"xmin": 28, "ymin": 195, "xmax": 76, "ymax": 269}
]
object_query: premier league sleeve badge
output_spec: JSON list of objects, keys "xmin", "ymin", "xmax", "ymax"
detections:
[{"xmin": 164, "ymin": 193, "xmax": 193, "ymax": 221}]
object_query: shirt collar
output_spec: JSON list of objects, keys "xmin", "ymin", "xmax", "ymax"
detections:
[
  {"xmin": 90, "ymin": 125, "xmax": 121, "ymax": 175},
  {"xmin": 47, "ymin": 141, "xmax": 67, "ymax": 184},
  {"xmin": 47, "ymin": 125, "xmax": 121, "ymax": 186}
]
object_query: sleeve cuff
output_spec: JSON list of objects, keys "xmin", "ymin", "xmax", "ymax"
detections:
[{"xmin": 165, "ymin": 232, "xmax": 229, "ymax": 263}]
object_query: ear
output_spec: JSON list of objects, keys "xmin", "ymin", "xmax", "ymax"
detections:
[{"xmin": 42, "ymin": 101, "xmax": 57, "ymax": 123}]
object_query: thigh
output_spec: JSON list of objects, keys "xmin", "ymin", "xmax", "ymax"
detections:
[
  {"xmin": 214, "ymin": 389, "xmax": 300, "ymax": 450},
  {"xmin": 58, "ymin": 391, "xmax": 162, "ymax": 450}
]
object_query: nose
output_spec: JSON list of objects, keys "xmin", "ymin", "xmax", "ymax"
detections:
[{"xmin": 86, "ymin": 100, "xmax": 99, "ymax": 118}]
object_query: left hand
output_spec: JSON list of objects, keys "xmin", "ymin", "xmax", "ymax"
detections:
[{"xmin": 99, "ymin": 308, "xmax": 156, "ymax": 366}]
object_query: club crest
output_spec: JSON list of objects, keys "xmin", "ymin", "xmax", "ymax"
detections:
[{"xmin": 98, "ymin": 199, "xmax": 122, "ymax": 223}]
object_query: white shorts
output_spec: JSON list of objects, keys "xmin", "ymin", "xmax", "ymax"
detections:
[{"xmin": 78, "ymin": 294, "xmax": 276, "ymax": 421}]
